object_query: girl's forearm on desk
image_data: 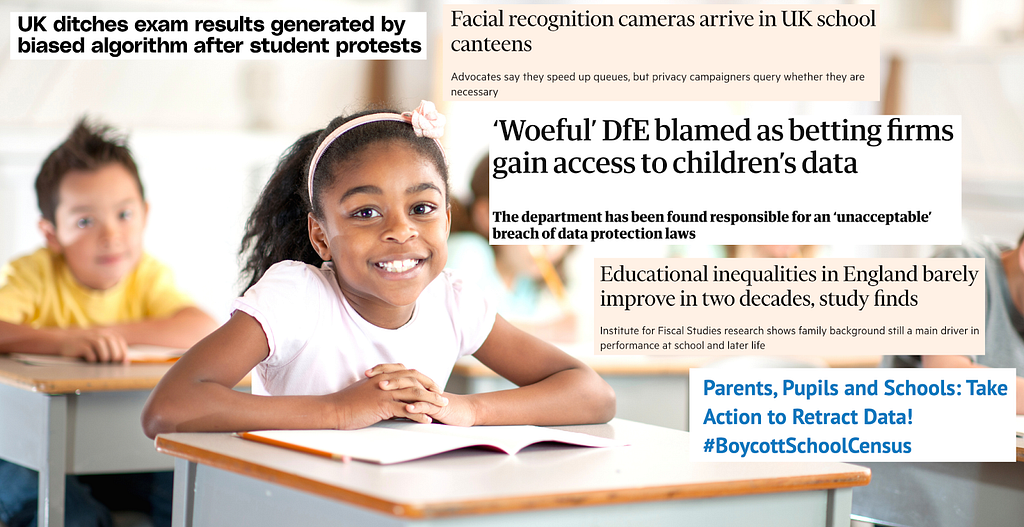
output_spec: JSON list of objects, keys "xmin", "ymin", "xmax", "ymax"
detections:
[
  {"xmin": 464, "ymin": 315, "xmax": 616, "ymax": 426},
  {"xmin": 143, "ymin": 379, "xmax": 335, "ymax": 438},
  {"xmin": 465, "ymin": 366, "xmax": 616, "ymax": 426}
]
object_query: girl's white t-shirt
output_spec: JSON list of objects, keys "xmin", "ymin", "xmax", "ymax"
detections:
[{"xmin": 231, "ymin": 261, "xmax": 497, "ymax": 396}]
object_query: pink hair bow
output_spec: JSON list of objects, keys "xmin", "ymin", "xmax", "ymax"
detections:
[
  {"xmin": 307, "ymin": 101, "xmax": 447, "ymax": 202},
  {"xmin": 403, "ymin": 100, "xmax": 446, "ymax": 139}
]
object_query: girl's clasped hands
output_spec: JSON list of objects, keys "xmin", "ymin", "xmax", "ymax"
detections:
[{"xmin": 337, "ymin": 363, "xmax": 473, "ymax": 428}]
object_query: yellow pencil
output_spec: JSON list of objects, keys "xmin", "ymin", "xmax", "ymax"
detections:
[{"xmin": 527, "ymin": 245, "xmax": 573, "ymax": 313}]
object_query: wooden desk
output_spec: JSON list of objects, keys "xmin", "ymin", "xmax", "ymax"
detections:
[
  {"xmin": 450, "ymin": 355, "xmax": 883, "ymax": 431},
  {"xmin": 156, "ymin": 419, "xmax": 870, "ymax": 527},
  {"xmin": 0, "ymin": 356, "xmax": 247, "ymax": 527}
]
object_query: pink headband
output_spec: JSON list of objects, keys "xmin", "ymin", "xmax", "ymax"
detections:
[{"xmin": 307, "ymin": 100, "xmax": 447, "ymax": 203}]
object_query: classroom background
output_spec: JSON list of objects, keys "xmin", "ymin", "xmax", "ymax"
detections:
[{"xmin": 2, "ymin": 0, "xmax": 1022, "ymax": 324}]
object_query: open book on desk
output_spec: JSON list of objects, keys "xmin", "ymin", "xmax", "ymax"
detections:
[
  {"xmin": 9, "ymin": 344, "xmax": 185, "ymax": 365},
  {"xmin": 241, "ymin": 420, "xmax": 629, "ymax": 465}
]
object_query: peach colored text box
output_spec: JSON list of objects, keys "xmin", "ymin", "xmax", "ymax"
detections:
[
  {"xmin": 444, "ymin": 4, "xmax": 879, "ymax": 101},
  {"xmin": 594, "ymin": 258, "xmax": 983, "ymax": 356}
]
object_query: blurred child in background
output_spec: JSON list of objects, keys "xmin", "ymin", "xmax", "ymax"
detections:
[
  {"xmin": 447, "ymin": 155, "xmax": 578, "ymax": 343},
  {"xmin": 0, "ymin": 118, "xmax": 217, "ymax": 527}
]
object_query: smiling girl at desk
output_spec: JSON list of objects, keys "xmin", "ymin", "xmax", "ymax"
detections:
[{"xmin": 143, "ymin": 102, "xmax": 614, "ymax": 436}]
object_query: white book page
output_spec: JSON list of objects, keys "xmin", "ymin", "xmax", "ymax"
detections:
[
  {"xmin": 246, "ymin": 421, "xmax": 627, "ymax": 464},
  {"xmin": 375, "ymin": 421, "xmax": 626, "ymax": 454},
  {"xmin": 8, "ymin": 345, "xmax": 184, "ymax": 365},
  {"xmin": 125, "ymin": 344, "xmax": 185, "ymax": 362},
  {"xmin": 246, "ymin": 427, "xmax": 489, "ymax": 464}
]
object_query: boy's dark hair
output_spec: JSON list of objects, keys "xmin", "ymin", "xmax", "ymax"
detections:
[
  {"xmin": 35, "ymin": 117, "xmax": 142, "ymax": 223},
  {"xmin": 449, "ymin": 154, "xmax": 490, "ymax": 237},
  {"xmin": 470, "ymin": 154, "xmax": 489, "ymax": 205},
  {"xmin": 239, "ymin": 109, "xmax": 450, "ymax": 291}
]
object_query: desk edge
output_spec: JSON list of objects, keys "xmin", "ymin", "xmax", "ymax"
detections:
[
  {"xmin": 155, "ymin": 435, "xmax": 871, "ymax": 519},
  {"xmin": 0, "ymin": 372, "xmax": 167, "ymax": 394},
  {"xmin": 0, "ymin": 367, "xmax": 250, "ymax": 394}
]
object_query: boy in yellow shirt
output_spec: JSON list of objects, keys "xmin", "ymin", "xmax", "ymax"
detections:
[
  {"xmin": 0, "ymin": 120, "xmax": 216, "ymax": 360},
  {"xmin": 0, "ymin": 119, "xmax": 217, "ymax": 527}
]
